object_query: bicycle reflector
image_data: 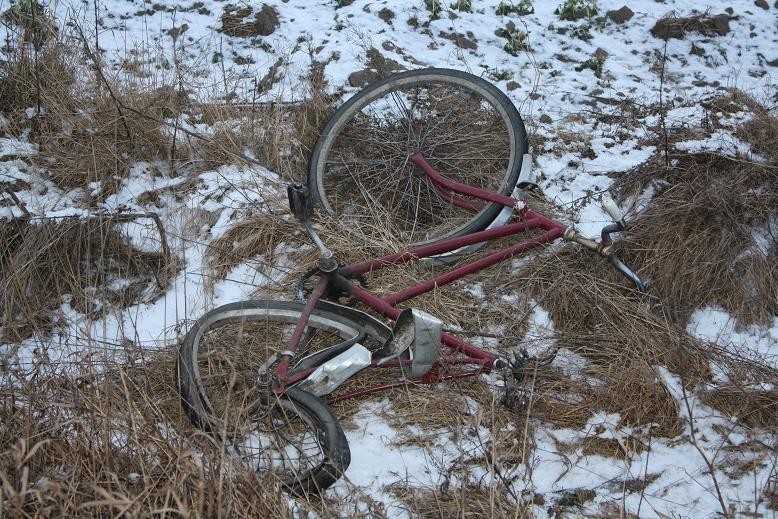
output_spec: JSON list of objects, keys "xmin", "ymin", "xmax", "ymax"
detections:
[{"xmin": 287, "ymin": 183, "xmax": 313, "ymax": 221}]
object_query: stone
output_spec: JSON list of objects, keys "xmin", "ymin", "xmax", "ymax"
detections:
[
  {"xmin": 606, "ymin": 6, "xmax": 634, "ymax": 24},
  {"xmin": 755, "ymin": 0, "xmax": 769, "ymax": 9},
  {"xmin": 438, "ymin": 30, "xmax": 478, "ymax": 50},
  {"xmin": 254, "ymin": 4, "xmax": 279, "ymax": 36},
  {"xmin": 220, "ymin": 3, "xmax": 279, "ymax": 37},
  {"xmin": 539, "ymin": 114, "xmax": 553, "ymax": 124},
  {"xmin": 348, "ymin": 69, "xmax": 380, "ymax": 87},
  {"xmin": 713, "ymin": 14, "xmax": 730, "ymax": 35}
]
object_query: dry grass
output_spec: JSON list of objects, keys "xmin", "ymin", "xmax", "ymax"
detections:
[
  {"xmin": 0, "ymin": 37, "xmax": 176, "ymax": 193},
  {"xmin": 204, "ymin": 207, "xmax": 300, "ymax": 281},
  {"xmin": 0, "ymin": 349, "xmax": 295, "ymax": 517},
  {"xmin": 387, "ymin": 480, "xmax": 527, "ymax": 518},
  {"xmin": 0, "ymin": 15, "xmax": 340, "ymax": 198},
  {"xmin": 650, "ymin": 10, "xmax": 730, "ymax": 40},
  {"xmin": 614, "ymin": 158, "xmax": 777, "ymax": 326},
  {"xmin": 0, "ymin": 216, "xmax": 176, "ymax": 342}
]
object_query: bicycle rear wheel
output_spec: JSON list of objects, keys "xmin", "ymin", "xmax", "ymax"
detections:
[
  {"xmin": 178, "ymin": 300, "xmax": 385, "ymax": 493},
  {"xmin": 309, "ymin": 68, "xmax": 528, "ymax": 250}
]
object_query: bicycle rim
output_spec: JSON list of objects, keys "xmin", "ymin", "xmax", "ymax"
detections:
[
  {"xmin": 177, "ymin": 300, "xmax": 369, "ymax": 491},
  {"xmin": 310, "ymin": 68, "xmax": 527, "ymax": 249},
  {"xmin": 237, "ymin": 388, "xmax": 349, "ymax": 494}
]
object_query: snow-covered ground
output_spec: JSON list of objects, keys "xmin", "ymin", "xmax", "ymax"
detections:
[{"xmin": 1, "ymin": 0, "xmax": 777, "ymax": 516}]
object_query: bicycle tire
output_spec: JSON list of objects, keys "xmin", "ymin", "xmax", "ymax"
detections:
[
  {"xmin": 178, "ymin": 299, "xmax": 384, "ymax": 493},
  {"xmin": 309, "ymin": 67, "xmax": 528, "ymax": 250}
]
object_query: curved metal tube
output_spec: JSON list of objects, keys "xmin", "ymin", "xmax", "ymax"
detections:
[{"xmin": 610, "ymin": 255, "xmax": 646, "ymax": 293}]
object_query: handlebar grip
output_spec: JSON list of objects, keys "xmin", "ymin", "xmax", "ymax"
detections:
[{"xmin": 602, "ymin": 197, "xmax": 624, "ymax": 224}]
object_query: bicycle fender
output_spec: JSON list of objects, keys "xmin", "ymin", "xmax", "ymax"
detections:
[{"xmin": 314, "ymin": 300, "xmax": 393, "ymax": 346}]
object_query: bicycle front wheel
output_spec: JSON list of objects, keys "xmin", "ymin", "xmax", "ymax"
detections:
[
  {"xmin": 309, "ymin": 68, "xmax": 528, "ymax": 250},
  {"xmin": 178, "ymin": 300, "xmax": 380, "ymax": 493}
]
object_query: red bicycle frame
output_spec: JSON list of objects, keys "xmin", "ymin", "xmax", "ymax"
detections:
[{"xmin": 274, "ymin": 153, "xmax": 566, "ymax": 401}]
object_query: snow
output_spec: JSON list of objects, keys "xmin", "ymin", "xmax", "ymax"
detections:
[{"xmin": 1, "ymin": 0, "xmax": 777, "ymax": 515}]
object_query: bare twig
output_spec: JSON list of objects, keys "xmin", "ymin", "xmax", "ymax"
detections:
[{"xmin": 679, "ymin": 380, "xmax": 729, "ymax": 517}]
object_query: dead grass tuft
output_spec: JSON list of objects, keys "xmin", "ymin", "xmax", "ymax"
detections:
[
  {"xmin": 387, "ymin": 479, "xmax": 526, "ymax": 518},
  {"xmin": 204, "ymin": 208, "xmax": 300, "ymax": 281},
  {"xmin": 0, "ymin": 216, "xmax": 176, "ymax": 341},
  {"xmin": 615, "ymin": 151, "xmax": 777, "ymax": 327},
  {"xmin": 701, "ymin": 384, "xmax": 778, "ymax": 429},
  {"xmin": 508, "ymin": 247, "xmax": 704, "ymax": 435},
  {"xmin": 0, "ymin": 349, "xmax": 292, "ymax": 517},
  {"xmin": 650, "ymin": 11, "xmax": 730, "ymax": 40},
  {"xmin": 31, "ymin": 83, "xmax": 175, "ymax": 192}
]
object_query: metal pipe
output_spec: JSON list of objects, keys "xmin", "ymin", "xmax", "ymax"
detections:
[
  {"xmin": 346, "ymin": 213, "xmax": 561, "ymax": 276},
  {"xmin": 610, "ymin": 255, "xmax": 646, "ymax": 293},
  {"xmin": 274, "ymin": 275, "xmax": 330, "ymax": 391},
  {"xmin": 385, "ymin": 226, "xmax": 564, "ymax": 305}
]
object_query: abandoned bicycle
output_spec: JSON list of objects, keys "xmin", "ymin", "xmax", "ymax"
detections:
[{"xmin": 177, "ymin": 68, "xmax": 646, "ymax": 494}]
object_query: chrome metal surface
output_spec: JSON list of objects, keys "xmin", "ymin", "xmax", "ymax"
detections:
[{"xmin": 296, "ymin": 343, "xmax": 372, "ymax": 396}]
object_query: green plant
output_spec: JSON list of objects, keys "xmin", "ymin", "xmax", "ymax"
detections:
[
  {"xmin": 556, "ymin": 0, "xmax": 597, "ymax": 21},
  {"xmin": 496, "ymin": 0, "xmax": 534, "ymax": 16},
  {"xmin": 425, "ymin": 0, "xmax": 442, "ymax": 17},
  {"xmin": 575, "ymin": 55, "xmax": 604, "ymax": 78},
  {"xmin": 503, "ymin": 31, "xmax": 531, "ymax": 55},
  {"xmin": 1, "ymin": 0, "xmax": 58, "ymax": 50},
  {"xmin": 489, "ymin": 69, "xmax": 513, "ymax": 81},
  {"xmin": 450, "ymin": 0, "xmax": 472, "ymax": 12},
  {"xmin": 570, "ymin": 24, "xmax": 593, "ymax": 41}
]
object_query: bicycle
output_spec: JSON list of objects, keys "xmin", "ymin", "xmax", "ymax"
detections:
[{"xmin": 176, "ymin": 68, "xmax": 646, "ymax": 495}]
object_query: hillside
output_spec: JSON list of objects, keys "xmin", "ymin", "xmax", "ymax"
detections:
[{"xmin": 1, "ymin": 0, "xmax": 777, "ymax": 517}]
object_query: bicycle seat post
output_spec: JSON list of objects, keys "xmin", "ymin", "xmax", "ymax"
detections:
[{"xmin": 287, "ymin": 183, "xmax": 338, "ymax": 272}]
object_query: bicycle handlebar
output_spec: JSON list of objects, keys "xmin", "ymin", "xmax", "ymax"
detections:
[{"xmin": 563, "ymin": 227, "xmax": 646, "ymax": 293}]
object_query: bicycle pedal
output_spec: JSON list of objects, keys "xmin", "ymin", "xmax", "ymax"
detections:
[{"xmin": 287, "ymin": 183, "xmax": 313, "ymax": 221}]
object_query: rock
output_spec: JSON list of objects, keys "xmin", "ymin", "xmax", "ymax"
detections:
[
  {"xmin": 365, "ymin": 47, "xmax": 404, "ymax": 75},
  {"xmin": 690, "ymin": 43, "xmax": 706, "ymax": 56},
  {"xmin": 594, "ymin": 47, "xmax": 609, "ymax": 59},
  {"xmin": 348, "ymin": 69, "xmax": 381, "ymax": 87},
  {"xmin": 725, "ymin": 6, "xmax": 734, "ymax": 14},
  {"xmin": 166, "ymin": 23, "xmax": 189, "ymax": 39},
  {"xmin": 529, "ymin": 92, "xmax": 541, "ymax": 100},
  {"xmin": 438, "ymin": 31, "xmax": 478, "ymax": 50},
  {"xmin": 506, "ymin": 81, "xmax": 520, "ymax": 91},
  {"xmin": 539, "ymin": 114, "xmax": 553, "ymax": 124},
  {"xmin": 712, "ymin": 14, "xmax": 730, "ymax": 35},
  {"xmin": 220, "ymin": 3, "xmax": 279, "ymax": 37},
  {"xmin": 349, "ymin": 48, "xmax": 406, "ymax": 87},
  {"xmin": 606, "ymin": 6, "xmax": 634, "ymax": 24},
  {"xmin": 254, "ymin": 4, "xmax": 279, "ymax": 36},
  {"xmin": 755, "ymin": 0, "xmax": 769, "ymax": 9},
  {"xmin": 651, "ymin": 12, "xmax": 730, "ymax": 39}
]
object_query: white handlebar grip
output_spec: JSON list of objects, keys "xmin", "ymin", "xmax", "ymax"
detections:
[{"xmin": 602, "ymin": 197, "xmax": 624, "ymax": 223}]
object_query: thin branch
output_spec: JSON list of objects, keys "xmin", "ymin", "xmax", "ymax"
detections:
[{"xmin": 679, "ymin": 379, "xmax": 730, "ymax": 518}]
